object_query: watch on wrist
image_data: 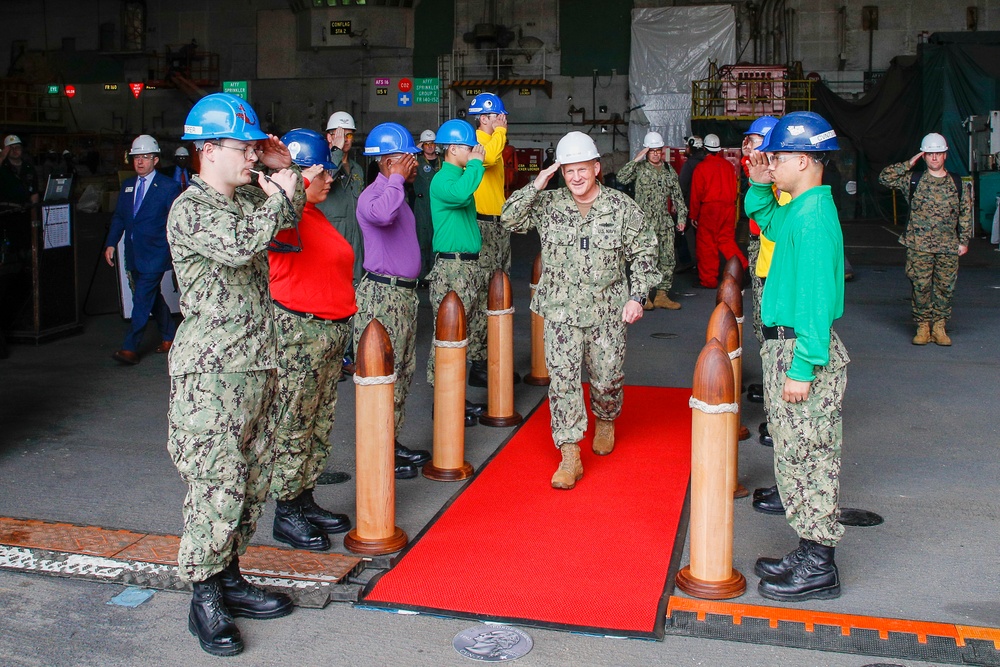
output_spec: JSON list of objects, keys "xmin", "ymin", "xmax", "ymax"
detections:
[{"xmin": 630, "ymin": 294, "xmax": 647, "ymax": 306}]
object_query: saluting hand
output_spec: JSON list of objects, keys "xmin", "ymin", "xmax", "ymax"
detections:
[
  {"xmin": 389, "ymin": 153, "xmax": 417, "ymax": 179},
  {"xmin": 329, "ymin": 127, "xmax": 347, "ymax": 152},
  {"xmin": 909, "ymin": 152, "xmax": 925, "ymax": 168},
  {"xmin": 635, "ymin": 147, "xmax": 649, "ymax": 162},
  {"xmin": 533, "ymin": 160, "xmax": 560, "ymax": 190},
  {"xmin": 470, "ymin": 144, "xmax": 486, "ymax": 161},
  {"xmin": 258, "ymin": 134, "xmax": 292, "ymax": 170},
  {"xmin": 746, "ymin": 149, "xmax": 772, "ymax": 184}
]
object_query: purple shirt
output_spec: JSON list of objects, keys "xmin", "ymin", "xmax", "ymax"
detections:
[{"xmin": 356, "ymin": 172, "xmax": 422, "ymax": 280}]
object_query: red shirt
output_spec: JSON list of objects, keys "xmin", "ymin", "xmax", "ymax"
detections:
[
  {"xmin": 269, "ymin": 203, "xmax": 357, "ymax": 320},
  {"xmin": 690, "ymin": 152, "xmax": 737, "ymax": 222}
]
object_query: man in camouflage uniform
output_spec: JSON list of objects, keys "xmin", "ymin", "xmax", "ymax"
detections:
[
  {"xmin": 413, "ymin": 129, "xmax": 441, "ymax": 280},
  {"xmin": 355, "ymin": 122, "xmax": 431, "ymax": 469},
  {"xmin": 319, "ymin": 111, "xmax": 366, "ymax": 373},
  {"xmin": 745, "ymin": 111, "xmax": 848, "ymax": 602},
  {"xmin": 501, "ymin": 131, "xmax": 659, "ymax": 490},
  {"xmin": 878, "ymin": 132, "xmax": 972, "ymax": 346},
  {"xmin": 166, "ymin": 93, "xmax": 304, "ymax": 656},
  {"xmin": 616, "ymin": 131, "xmax": 687, "ymax": 310}
]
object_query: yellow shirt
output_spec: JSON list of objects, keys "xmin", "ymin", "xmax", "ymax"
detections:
[
  {"xmin": 755, "ymin": 188, "xmax": 791, "ymax": 278},
  {"xmin": 474, "ymin": 127, "xmax": 507, "ymax": 215}
]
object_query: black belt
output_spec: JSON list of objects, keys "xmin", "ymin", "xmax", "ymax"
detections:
[
  {"xmin": 364, "ymin": 271, "xmax": 417, "ymax": 289},
  {"xmin": 477, "ymin": 214, "xmax": 500, "ymax": 222},
  {"xmin": 436, "ymin": 252, "xmax": 479, "ymax": 261},
  {"xmin": 762, "ymin": 325, "xmax": 796, "ymax": 340},
  {"xmin": 272, "ymin": 299, "xmax": 352, "ymax": 323}
]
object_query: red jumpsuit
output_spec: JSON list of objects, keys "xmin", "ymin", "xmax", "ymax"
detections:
[{"xmin": 690, "ymin": 152, "xmax": 747, "ymax": 288}]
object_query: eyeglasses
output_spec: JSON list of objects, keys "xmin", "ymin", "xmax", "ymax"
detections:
[
  {"xmin": 768, "ymin": 153, "xmax": 806, "ymax": 165},
  {"xmin": 213, "ymin": 142, "xmax": 262, "ymax": 159},
  {"xmin": 328, "ymin": 131, "xmax": 355, "ymax": 141},
  {"xmin": 132, "ymin": 154, "xmax": 157, "ymax": 161}
]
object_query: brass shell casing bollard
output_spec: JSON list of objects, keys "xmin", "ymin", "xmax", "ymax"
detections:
[
  {"xmin": 675, "ymin": 338, "xmax": 746, "ymax": 600},
  {"xmin": 424, "ymin": 291, "xmax": 474, "ymax": 481},
  {"xmin": 344, "ymin": 318, "xmax": 408, "ymax": 555},
  {"xmin": 480, "ymin": 270, "xmax": 523, "ymax": 427},
  {"xmin": 523, "ymin": 254, "xmax": 550, "ymax": 386},
  {"xmin": 706, "ymin": 302, "xmax": 748, "ymax": 500}
]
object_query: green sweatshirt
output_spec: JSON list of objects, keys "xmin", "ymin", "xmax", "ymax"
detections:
[
  {"xmin": 745, "ymin": 182, "xmax": 844, "ymax": 382},
  {"xmin": 430, "ymin": 159, "xmax": 485, "ymax": 254}
]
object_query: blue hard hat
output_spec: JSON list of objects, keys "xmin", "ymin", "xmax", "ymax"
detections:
[
  {"xmin": 436, "ymin": 119, "xmax": 477, "ymax": 147},
  {"xmin": 758, "ymin": 111, "xmax": 839, "ymax": 153},
  {"xmin": 280, "ymin": 128, "xmax": 335, "ymax": 169},
  {"xmin": 467, "ymin": 92, "xmax": 507, "ymax": 115},
  {"xmin": 181, "ymin": 93, "xmax": 268, "ymax": 142},
  {"xmin": 364, "ymin": 122, "xmax": 420, "ymax": 156},
  {"xmin": 745, "ymin": 115, "xmax": 779, "ymax": 137}
]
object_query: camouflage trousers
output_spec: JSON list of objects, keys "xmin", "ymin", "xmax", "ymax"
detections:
[
  {"xmin": 167, "ymin": 370, "xmax": 278, "ymax": 582},
  {"xmin": 354, "ymin": 275, "xmax": 419, "ymax": 432},
  {"xmin": 427, "ymin": 256, "xmax": 486, "ymax": 384},
  {"xmin": 478, "ymin": 215, "xmax": 511, "ymax": 274},
  {"xmin": 761, "ymin": 332, "xmax": 850, "ymax": 547},
  {"xmin": 905, "ymin": 248, "xmax": 959, "ymax": 323},
  {"xmin": 268, "ymin": 309, "xmax": 351, "ymax": 503},
  {"xmin": 544, "ymin": 316, "xmax": 626, "ymax": 447},
  {"xmin": 748, "ymin": 236, "xmax": 764, "ymax": 347},
  {"xmin": 651, "ymin": 219, "xmax": 676, "ymax": 293}
]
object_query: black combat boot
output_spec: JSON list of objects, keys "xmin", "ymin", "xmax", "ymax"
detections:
[
  {"xmin": 747, "ymin": 383, "xmax": 764, "ymax": 403},
  {"xmin": 299, "ymin": 488, "xmax": 351, "ymax": 533},
  {"xmin": 218, "ymin": 556, "xmax": 294, "ymax": 619},
  {"xmin": 273, "ymin": 496, "xmax": 330, "ymax": 551},
  {"xmin": 394, "ymin": 441, "xmax": 431, "ymax": 466},
  {"xmin": 758, "ymin": 539, "xmax": 841, "ymax": 601},
  {"xmin": 189, "ymin": 574, "xmax": 243, "ymax": 656},
  {"xmin": 754, "ymin": 537, "xmax": 809, "ymax": 578},
  {"xmin": 752, "ymin": 485, "xmax": 785, "ymax": 515},
  {"xmin": 759, "ymin": 422, "xmax": 773, "ymax": 447},
  {"xmin": 395, "ymin": 455, "xmax": 419, "ymax": 479}
]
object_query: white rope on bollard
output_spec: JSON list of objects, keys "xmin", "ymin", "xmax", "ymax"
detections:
[
  {"xmin": 688, "ymin": 396, "xmax": 739, "ymax": 414},
  {"xmin": 736, "ymin": 316, "xmax": 745, "ymax": 324},
  {"xmin": 728, "ymin": 347, "xmax": 742, "ymax": 360},
  {"xmin": 485, "ymin": 307, "xmax": 515, "ymax": 316},
  {"xmin": 433, "ymin": 338, "xmax": 468, "ymax": 348},
  {"xmin": 354, "ymin": 373, "xmax": 397, "ymax": 386}
]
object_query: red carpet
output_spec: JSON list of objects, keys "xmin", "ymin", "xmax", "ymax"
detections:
[{"xmin": 363, "ymin": 385, "xmax": 691, "ymax": 637}]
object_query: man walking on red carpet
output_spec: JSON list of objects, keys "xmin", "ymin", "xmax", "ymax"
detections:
[{"xmin": 501, "ymin": 132, "xmax": 659, "ymax": 490}]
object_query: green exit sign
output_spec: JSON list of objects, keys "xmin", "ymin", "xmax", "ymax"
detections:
[
  {"xmin": 47, "ymin": 84, "xmax": 60, "ymax": 95},
  {"xmin": 222, "ymin": 80, "xmax": 249, "ymax": 100}
]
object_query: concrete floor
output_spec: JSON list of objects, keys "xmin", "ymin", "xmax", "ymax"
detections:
[{"xmin": 1, "ymin": 215, "xmax": 998, "ymax": 666}]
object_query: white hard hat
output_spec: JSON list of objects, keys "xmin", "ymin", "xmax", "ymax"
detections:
[
  {"xmin": 704, "ymin": 134, "xmax": 722, "ymax": 152},
  {"xmin": 130, "ymin": 134, "xmax": 160, "ymax": 155},
  {"xmin": 643, "ymin": 131, "xmax": 665, "ymax": 149},
  {"xmin": 418, "ymin": 129, "xmax": 436, "ymax": 144},
  {"xmin": 326, "ymin": 111, "xmax": 357, "ymax": 131},
  {"xmin": 688, "ymin": 136, "xmax": 704, "ymax": 149},
  {"xmin": 174, "ymin": 146, "xmax": 190, "ymax": 157},
  {"xmin": 4, "ymin": 134, "xmax": 22, "ymax": 147},
  {"xmin": 556, "ymin": 131, "xmax": 600, "ymax": 165},
  {"xmin": 920, "ymin": 132, "xmax": 948, "ymax": 153}
]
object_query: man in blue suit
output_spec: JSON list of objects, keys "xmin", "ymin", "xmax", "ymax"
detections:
[{"xmin": 104, "ymin": 134, "xmax": 183, "ymax": 364}]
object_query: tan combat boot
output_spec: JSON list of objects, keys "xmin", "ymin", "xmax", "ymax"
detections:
[
  {"xmin": 912, "ymin": 322, "xmax": 931, "ymax": 345},
  {"xmin": 551, "ymin": 443, "xmax": 583, "ymax": 490},
  {"xmin": 592, "ymin": 419, "xmax": 615, "ymax": 455},
  {"xmin": 931, "ymin": 321, "xmax": 952, "ymax": 346},
  {"xmin": 653, "ymin": 289, "xmax": 681, "ymax": 310}
]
